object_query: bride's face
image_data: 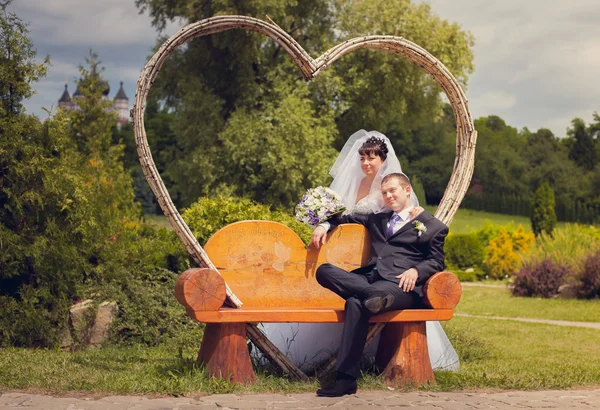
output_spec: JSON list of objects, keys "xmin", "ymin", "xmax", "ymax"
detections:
[{"xmin": 360, "ymin": 154, "xmax": 383, "ymax": 176}]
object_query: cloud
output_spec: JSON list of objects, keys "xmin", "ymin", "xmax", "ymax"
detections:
[
  {"xmin": 8, "ymin": 0, "xmax": 185, "ymax": 120},
  {"xmin": 477, "ymin": 91, "xmax": 517, "ymax": 113},
  {"xmin": 423, "ymin": 0, "xmax": 600, "ymax": 136},
  {"xmin": 13, "ymin": 0, "xmax": 182, "ymax": 46},
  {"xmin": 9, "ymin": 0, "xmax": 600, "ymax": 137}
]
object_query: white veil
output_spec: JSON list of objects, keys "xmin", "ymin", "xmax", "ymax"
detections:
[{"xmin": 329, "ymin": 129, "xmax": 419, "ymax": 214}]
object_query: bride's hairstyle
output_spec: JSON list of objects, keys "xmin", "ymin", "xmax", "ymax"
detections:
[
  {"xmin": 358, "ymin": 137, "xmax": 388, "ymax": 160},
  {"xmin": 329, "ymin": 129, "xmax": 418, "ymax": 213}
]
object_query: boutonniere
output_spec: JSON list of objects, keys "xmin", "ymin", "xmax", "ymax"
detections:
[{"xmin": 413, "ymin": 220, "xmax": 427, "ymax": 237}]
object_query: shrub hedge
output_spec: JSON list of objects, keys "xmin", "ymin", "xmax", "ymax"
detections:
[
  {"xmin": 512, "ymin": 258, "xmax": 571, "ymax": 298},
  {"xmin": 577, "ymin": 250, "xmax": 600, "ymax": 299},
  {"xmin": 182, "ymin": 196, "xmax": 313, "ymax": 245},
  {"xmin": 444, "ymin": 233, "xmax": 485, "ymax": 270}
]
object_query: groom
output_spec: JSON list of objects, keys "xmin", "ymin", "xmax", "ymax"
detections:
[{"xmin": 311, "ymin": 173, "xmax": 448, "ymax": 397}]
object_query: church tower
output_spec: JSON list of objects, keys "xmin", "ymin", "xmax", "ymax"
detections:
[
  {"xmin": 58, "ymin": 78, "xmax": 129, "ymax": 125},
  {"xmin": 58, "ymin": 84, "xmax": 72, "ymax": 110},
  {"xmin": 113, "ymin": 81, "xmax": 129, "ymax": 129}
]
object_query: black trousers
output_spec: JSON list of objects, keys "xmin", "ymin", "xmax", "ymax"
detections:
[{"xmin": 316, "ymin": 263, "xmax": 418, "ymax": 379}]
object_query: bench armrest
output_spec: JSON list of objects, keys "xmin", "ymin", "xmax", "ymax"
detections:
[
  {"xmin": 422, "ymin": 271, "xmax": 462, "ymax": 309},
  {"xmin": 175, "ymin": 268, "xmax": 227, "ymax": 315}
]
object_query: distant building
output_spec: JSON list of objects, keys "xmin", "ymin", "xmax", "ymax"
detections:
[{"xmin": 58, "ymin": 80, "xmax": 129, "ymax": 129}]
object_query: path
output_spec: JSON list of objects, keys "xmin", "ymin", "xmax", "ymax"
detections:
[
  {"xmin": 2, "ymin": 390, "xmax": 600, "ymax": 409},
  {"xmin": 461, "ymin": 282, "xmax": 506, "ymax": 288},
  {"xmin": 455, "ymin": 313, "xmax": 600, "ymax": 330}
]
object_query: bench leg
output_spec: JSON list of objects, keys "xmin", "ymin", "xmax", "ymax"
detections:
[
  {"xmin": 377, "ymin": 322, "xmax": 435, "ymax": 387},
  {"xmin": 197, "ymin": 323, "xmax": 256, "ymax": 384}
]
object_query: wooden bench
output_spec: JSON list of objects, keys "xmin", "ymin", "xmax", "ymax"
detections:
[{"xmin": 175, "ymin": 220, "xmax": 462, "ymax": 386}]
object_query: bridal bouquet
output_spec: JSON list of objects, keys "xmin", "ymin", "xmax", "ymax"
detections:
[{"xmin": 295, "ymin": 186, "xmax": 346, "ymax": 227}]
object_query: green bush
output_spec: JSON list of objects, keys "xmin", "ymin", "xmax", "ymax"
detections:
[
  {"xmin": 530, "ymin": 182, "xmax": 557, "ymax": 237},
  {"xmin": 444, "ymin": 233, "xmax": 485, "ymax": 270},
  {"xmin": 182, "ymin": 196, "xmax": 313, "ymax": 245},
  {"xmin": 89, "ymin": 221, "xmax": 194, "ymax": 346},
  {"xmin": 453, "ymin": 269, "xmax": 478, "ymax": 282},
  {"xmin": 523, "ymin": 224, "xmax": 600, "ymax": 269}
]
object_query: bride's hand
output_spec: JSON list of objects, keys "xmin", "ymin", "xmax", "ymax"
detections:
[
  {"xmin": 409, "ymin": 206, "xmax": 425, "ymax": 220},
  {"xmin": 311, "ymin": 226, "xmax": 328, "ymax": 249}
]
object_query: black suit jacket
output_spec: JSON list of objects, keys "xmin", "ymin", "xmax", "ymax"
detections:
[{"xmin": 329, "ymin": 210, "xmax": 448, "ymax": 297}]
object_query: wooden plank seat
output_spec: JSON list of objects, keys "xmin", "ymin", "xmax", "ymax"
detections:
[
  {"xmin": 191, "ymin": 308, "xmax": 455, "ymax": 323},
  {"xmin": 176, "ymin": 220, "xmax": 462, "ymax": 386}
]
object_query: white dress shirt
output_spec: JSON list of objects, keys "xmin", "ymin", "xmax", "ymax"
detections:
[{"xmin": 388, "ymin": 206, "xmax": 414, "ymax": 235}]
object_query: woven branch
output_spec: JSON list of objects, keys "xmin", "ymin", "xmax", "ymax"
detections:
[
  {"xmin": 132, "ymin": 14, "xmax": 476, "ymax": 374},
  {"xmin": 246, "ymin": 323, "xmax": 309, "ymax": 381}
]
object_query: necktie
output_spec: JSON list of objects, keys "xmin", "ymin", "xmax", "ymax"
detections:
[{"xmin": 386, "ymin": 214, "xmax": 401, "ymax": 238}]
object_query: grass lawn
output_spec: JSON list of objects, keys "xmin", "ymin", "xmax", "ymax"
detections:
[
  {"xmin": 424, "ymin": 206, "xmax": 576, "ymax": 234},
  {"xmin": 439, "ymin": 316, "xmax": 600, "ymax": 390},
  {"xmin": 1, "ymin": 285, "xmax": 599, "ymax": 395},
  {"xmin": 424, "ymin": 206, "xmax": 533, "ymax": 234},
  {"xmin": 457, "ymin": 285, "xmax": 600, "ymax": 323}
]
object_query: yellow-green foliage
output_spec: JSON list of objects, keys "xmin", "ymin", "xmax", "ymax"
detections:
[
  {"xmin": 523, "ymin": 224, "xmax": 600, "ymax": 269},
  {"xmin": 182, "ymin": 196, "xmax": 313, "ymax": 245},
  {"xmin": 483, "ymin": 225, "xmax": 535, "ymax": 279},
  {"xmin": 484, "ymin": 229, "xmax": 519, "ymax": 279},
  {"xmin": 511, "ymin": 225, "xmax": 535, "ymax": 253}
]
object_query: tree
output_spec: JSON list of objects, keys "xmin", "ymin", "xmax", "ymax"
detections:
[
  {"xmin": 64, "ymin": 51, "xmax": 140, "ymax": 238},
  {"xmin": 0, "ymin": 1, "xmax": 48, "ymax": 117},
  {"xmin": 134, "ymin": 0, "xmax": 475, "ymax": 209},
  {"xmin": 471, "ymin": 115, "xmax": 529, "ymax": 197},
  {"xmin": 521, "ymin": 127, "xmax": 586, "ymax": 207},
  {"xmin": 0, "ymin": 38, "xmax": 138, "ymax": 346},
  {"xmin": 329, "ymin": 0, "xmax": 475, "ymax": 145},
  {"xmin": 530, "ymin": 182, "xmax": 557, "ymax": 237},
  {"xmin": 0, "ymin": 3, "xmax": 82, "ymax": 345},
  {"xmin": 409, "ymin": 103, "xmax": 457, "ymax": 203},
  {"xmin": 568, "ymin": 118, "xmax": 597, "ymax": 171},
  {"xmin": 215, "ymin": 79, "xmax": 338, "ymax": 207}
]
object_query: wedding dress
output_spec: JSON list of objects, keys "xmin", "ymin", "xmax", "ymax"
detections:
[{"xmin": 256, "ymin": 130, "xmax": 459, "ymax": 372}]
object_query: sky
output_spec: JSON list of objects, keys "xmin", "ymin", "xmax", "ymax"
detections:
[{"xmin": 8, "ymin": 0, "xmax": 600, "ymax": 137}]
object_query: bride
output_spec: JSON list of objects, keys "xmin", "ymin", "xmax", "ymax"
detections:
[{"xmin": 258, "ymin": 130, "xmax": 459, "ymax": 372}]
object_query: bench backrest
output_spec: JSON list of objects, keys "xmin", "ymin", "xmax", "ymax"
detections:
[{"xmin": 204, "ymin": 220, "xmax": 370, "ymax": 308}]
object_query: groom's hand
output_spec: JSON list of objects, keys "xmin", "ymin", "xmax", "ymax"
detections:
[
  {"xmin": 311, "ymin": 226, "xmax": 328, "ymax": 249},
  {"xmin": 396, "ymin": 268, "xmax": 419, "ymax": 292},
  {"xmin": 409, "ymin": 206, "xmax": 425, "ymax": 220}
]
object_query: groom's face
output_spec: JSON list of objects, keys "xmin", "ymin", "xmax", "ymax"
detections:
[{"xmin": 381, "ymin": 177, "xmax": 412, "ymax": 212}]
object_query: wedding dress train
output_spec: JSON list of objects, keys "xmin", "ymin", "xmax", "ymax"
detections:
[{"xmin": 256, "ymin": 321, "xmax": 459, "ymax": 372}]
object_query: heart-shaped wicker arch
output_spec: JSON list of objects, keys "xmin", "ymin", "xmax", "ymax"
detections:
[{"xmin": 131, "ymin": 15, "xmax": 477, "ymax": 309}]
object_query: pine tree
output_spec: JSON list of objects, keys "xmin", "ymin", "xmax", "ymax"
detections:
[{"xmin": 530, "ymin": 182, "xmax": 557, "ymax": 237}]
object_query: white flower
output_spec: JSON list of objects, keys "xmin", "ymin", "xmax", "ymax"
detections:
[
  {"xmin": 413, "ymin": 220, "xmax": 427, "ymax": 237},
  {"xmin": 294, "ymin": 186, "xmax": 346, "ymax": 227}
]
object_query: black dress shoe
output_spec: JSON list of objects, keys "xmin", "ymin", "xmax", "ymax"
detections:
[
  {"xmin": 316, "ymin": 379, "xmax": 357, "ymax": 397},
  {"xmin": 363, "ymin": 291, "xmax": 395, "ymax": 314}
]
